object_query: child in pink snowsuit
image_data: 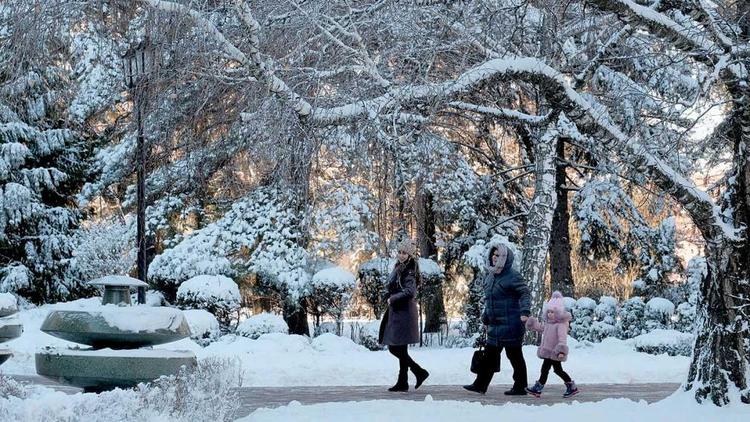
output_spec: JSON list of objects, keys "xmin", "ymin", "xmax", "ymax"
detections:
[{"xmin": 525, "ymin": 291, "xmax": 579, "ymax": 398}]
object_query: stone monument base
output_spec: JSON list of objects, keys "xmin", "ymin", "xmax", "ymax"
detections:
[{"xmin": 35, "ymin": 347, "xmax": 197, "ymax": 392}]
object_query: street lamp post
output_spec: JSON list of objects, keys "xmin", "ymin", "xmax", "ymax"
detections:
[{"xmin": 122, "ymin": 37, "xmax": 156, "ymax": 304}]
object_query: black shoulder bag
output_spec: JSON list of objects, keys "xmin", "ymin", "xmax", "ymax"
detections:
[{"xmin": 470, "ymin": 327, "xmax": 500, "ymax": 374}]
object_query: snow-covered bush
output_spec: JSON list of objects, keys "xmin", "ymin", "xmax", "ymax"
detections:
[
  {"xmin": 632, "ymin": 329, "xmax": 694, "ymax": 356},
  {"xmin": 149, "ymin": 188, "xmax": 311, "ymax": 315},
  {"xmin": 349, "ymin": 320, "xmax": 384, "ymax": 351},
  {"xmin": 176, "ymin": 275, "xmax": 240, "ymax": 330},
  {"xmin": 317, "ymin": 321, "xmax": 339, "ymax": 335},
  {"xmin": 616, "ymin": 297, "xmax": 647, "ymax": 339},
  {"xmin": 645, "ymin": 297, "xmax": 675, "ymax": 331},
  {"xmin": 236, "ymin": 312, "xmax": 289, "ymax": 339},
  {"xmin": 0, "ymin": 358, "xmax": 241, "ymax": 421},
  {"xmin": 671, "ymin": 257, "xmax": 704, "ymax": 333},
  {"xmin": 67, "ymin": 219, "xmax": 135, "ymax": 287},
  {"xmin": 673, "ymin": 302, "xmax": 696, "ymax": 333},
  {"xmin": 418, "ymin": 258, "xmax": 446, "ymax": 333},
  {"xmin": 307, "ymin": 267, "xmax": 356, "ymax": 335},
  {"xmin": 570, "ymin": 297, "xmax": 596, "ymax": 341},
  {"xmin": 182, "ymin": 309, "xmax": 221, "ymax": 346},
  {"xmin": 357, "ymin": 258, "xmax": 393, "ymax": 318}
]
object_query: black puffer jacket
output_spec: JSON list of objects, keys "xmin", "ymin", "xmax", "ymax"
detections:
[{"xmin": 481, "ymin": 247, "xmax": 531, "ymax": 347}]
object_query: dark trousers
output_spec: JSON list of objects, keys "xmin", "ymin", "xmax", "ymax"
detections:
[
  {"xmin": 473, "ymin": 344, "xmax": 528, "ymax": 390},
  {"xmin": 388, "ymin": 345, "xmax": 423, "ymax": 383},
  {"xmin": 538, "ymin": 358, "xmax": 571, "ymax": 384}
]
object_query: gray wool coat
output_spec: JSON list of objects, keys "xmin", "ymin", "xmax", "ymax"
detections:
[
  {"xmin": 381, "ymin": 260, "xmax": 420, "ymax": 346},
  {"xmin": 482, "ymin": 247, "xmax": 531, "ymax": 347}
]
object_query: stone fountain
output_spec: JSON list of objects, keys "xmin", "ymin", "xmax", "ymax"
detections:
[
  {"xmin": 36, "ymin": 276, "xmax": 197, "ymax": 392},
  {"xmin": 0, "ymin": 292, "xmax": 23, "ymax": 366}
]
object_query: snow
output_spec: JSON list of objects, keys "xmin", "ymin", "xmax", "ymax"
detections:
[
  {"xmin": 38, "ymin": 346, "xmax": 195, "ymax": 358},
  {"xmin": 88, "ymin": 275, "xmax": 147, "ymax": 287},
  {"xmin": 177, "ymin": 274, "xmax": 240, "ymax": 304},
  {"xmin": 575, "ymin": 297, "xmax": 597, "ymax": 310},
  {"xmin": 0, "ymin": 303, "xmax": 694, "ymax": 391},
  {"xmin": 632, "ymin": 329, "xmax": 695, "ymax": 356},
  {"xmin": 0, "ymin": 292, "xmax": 17, "ymax": 312},
  {"xmin": 48, "ymin": 304, "xmax": 188, "ymax": 333},
  {"xmin": 181, "ymin": 309, "xmax": 220, "ymax": 343},
  {"xmin": 237, "ymin": 392, "xmax": 748, "ymax": 422},
  {"xmin": 236, "ymin": 313, "xmax": 289, "ymax": 339},
  {"xmin": 647, "ymin": 298, "xmax": 676, "ymax": 315},
  {"xmin": 311, "ymin": 267, "xmax": 356, "ymax": 289}
]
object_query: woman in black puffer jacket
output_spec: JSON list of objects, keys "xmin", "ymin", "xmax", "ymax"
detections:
[{"xmin": 464, "ymin": 242, "xmax": 531, "ymax": 395}]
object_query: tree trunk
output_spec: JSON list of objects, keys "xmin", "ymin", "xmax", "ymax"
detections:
[
  {"xmin": 549, "ymin": 137, "xmax": 575, "ymax": 297},
  {"xmin": 283, "ymin": 300, "xmax": 310, "ymax": 336},
  {"xmin": 686, "ymin": 242, "xmax": 750, "ymax": 405},
  {"xmin": 686, "ymin": 83, "xmax": 750, "ymax": 405},
  {"xmin": 521, "ymin": 127, "xmax": 558, "ymax": 341},
  {"xmin": 416, "ymin": 188, "xmax": 445, "ymax": 333}
]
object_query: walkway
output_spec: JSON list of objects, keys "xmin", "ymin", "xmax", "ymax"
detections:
[{"xmin": 8, "ymin": 375, "xmax": 680, "ymax": 419}]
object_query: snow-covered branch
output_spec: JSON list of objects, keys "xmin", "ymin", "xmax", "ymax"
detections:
[{"xmin": 143, "ymin": 0, "xmax": 313, "ymax": 116}]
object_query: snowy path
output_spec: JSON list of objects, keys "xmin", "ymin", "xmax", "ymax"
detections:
[
  {"xmin": 9, "ymin": 375, "xmax": 680, "ymax": 419},
  {"xmin": 229, "ymin": 382, "xmax": 680, "ymax": 418}
]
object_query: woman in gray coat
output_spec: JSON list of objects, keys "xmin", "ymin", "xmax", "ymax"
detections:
[
  {"xmin": 464, "ymin": 242, "xmax": 531, "ymax": 395},
  {"xmin": 380, "ymin": 239, "xmax": 429, "ymax": 392}
]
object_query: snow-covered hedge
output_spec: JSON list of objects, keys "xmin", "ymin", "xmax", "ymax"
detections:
[
  {"xmin": 349, "ymin": 320, "xmax": 384, "ymax": 351},
  {"xmin": 616, "ymin": 297, "xmax": 647, "ymax": 339},
  {"xmin": 176, "ymin": 275, "xmax": 240, "ymax": 329},
  {"xmin": 570, "ymin": 297, "xmax": 596, "ymax": 341},
  {"xmin": 632, "ymin": 329, "xmax": 694, "ymax": 356},
  {"xmin": 182, "ymin": 309, "xmax": 221, "ymax": 346},
  {"xmin": 308, "ymin": 267, "xmax": 356, "ymax": 335},
  {"xmin": 236, "ymin": 313, "xmax": 289, "ymax": 339},
  {"xmin": 645, "ymin": 297, "xmax": 675, "ymax": 331}
]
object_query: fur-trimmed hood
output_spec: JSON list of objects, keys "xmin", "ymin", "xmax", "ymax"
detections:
[{"xmin": 485, "ymin": 242, "xmax": 515, "ymax": 275}]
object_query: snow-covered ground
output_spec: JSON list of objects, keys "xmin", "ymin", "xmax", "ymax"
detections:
[
  {"xmin": 2, "ymin": 299, "xmax": 689, "ymax": 386},
  {"xmin": 1, "ymin": 300, "xmax": 746, "ymax": 421}
]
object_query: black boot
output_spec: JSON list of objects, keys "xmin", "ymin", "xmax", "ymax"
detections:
[
  {"xmin": 463, "ymin": 372, "xmax": 490, "ymax": 394},
  {"xmin": 462, "ymin": 383, "xmax": 487, "ymax": 394},
  {"xmin": 413, "ymin": 366, "xmax": 430, "ymax": 389},
  {"xmin": 388, "ymin": 369, "xmax": 408, "ymax": 392}
]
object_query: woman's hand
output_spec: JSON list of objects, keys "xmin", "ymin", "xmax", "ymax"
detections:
[{"xmin": 557, "ymin": 353, "xmax": 565, "ymax": 359}]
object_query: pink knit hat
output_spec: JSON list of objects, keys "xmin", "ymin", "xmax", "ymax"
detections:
[{"xmin": 547, "ymin": 291, "xmax": 565, "ymax": 313}]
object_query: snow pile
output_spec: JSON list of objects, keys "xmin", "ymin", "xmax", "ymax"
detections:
[
  {"xmin": 311, "ymin": 333, "xmax": 367, "ymax": 353},
  {"xmin": 182, "ymin": 309, "xmax": 221, "ymax": 346},
  {"xmin": 236, "ymin": 313, "xmax": 288, "ymax": 339},
  {"xmin": 94, "ymin": 305, "xmax": 186, "ymax": 333},
  {"xmin": 0, "ymin": 292, "xmax": 17, "ymax": 313},
  {"xmin": 0, "ymin": 358, "xmax": 240, "ymax": 421},
  {"xmin": 632, "ymin": 329, "xmax": 694, "ymax": 357}
]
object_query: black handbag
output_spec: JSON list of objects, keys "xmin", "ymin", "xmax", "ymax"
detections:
[{"xmin": 470, "ymin": 329, "xmax": 500, "ymax": 374}]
